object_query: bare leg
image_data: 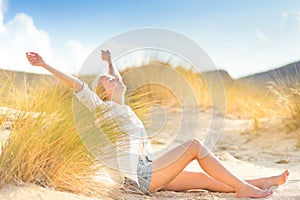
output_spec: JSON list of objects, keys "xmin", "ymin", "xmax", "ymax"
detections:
[
  {"xmin": 150, "ymin": 139, "xmax": 274, "ymax": 198},
  {"xmin": 162, "ymin": 169, "xmax": 289, "ymax": 192},
  {"xmin": 162, "ymin": 171, "xmax": 234, "ymax": 192}
]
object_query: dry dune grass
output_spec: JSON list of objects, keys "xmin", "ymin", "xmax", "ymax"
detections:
[
  {"xmin": 268, "ymin": 79, "xmax": 300, "ymax": 127},
  {"xmin": 122, "ymin": 62, "xmax": 300, "ymax": 137},
  {"xmin": 122, "ymin": 63, "xmax": 277, "ymax": 119},
  {"xmin": 0, "ymin": 73, "xmax": 122, "ymax": 199},
  {"xmin": 0, "ymin": 61, "xmax": 299, "ymax": 199}
]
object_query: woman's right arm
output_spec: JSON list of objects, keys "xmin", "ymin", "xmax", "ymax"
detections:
[{"xmin": 26, "ymin": 52, "xmax": 83, "ymax": 92}]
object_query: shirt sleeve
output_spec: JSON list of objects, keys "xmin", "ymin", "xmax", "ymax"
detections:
[{"xmin": 74, "ymin": 82, "xmax": 104, "ymax": 112}]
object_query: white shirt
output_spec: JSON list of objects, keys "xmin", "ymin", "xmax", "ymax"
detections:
[{"xmin": 74, "ymin": 82, "xmax": 155, "ymax": 184}]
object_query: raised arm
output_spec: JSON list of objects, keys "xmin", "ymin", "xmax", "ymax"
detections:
[
  {"xmin": 101, "ymin": 50, "xmax": 122, "ymax": 82},
  {"xmin": 26, "ymin": 52, "xmax": 83, "ymax": 92}
]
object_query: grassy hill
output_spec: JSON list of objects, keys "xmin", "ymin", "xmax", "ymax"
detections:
[
  {"xmin": 2, "ymin": 59, "xmax": 300, "ymax": 90},
  {"xmin": 238, "ymin": 61, "xmax": 300, "ymax": 87}
]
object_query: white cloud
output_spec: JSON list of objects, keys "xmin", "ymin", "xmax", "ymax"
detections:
[
  {"xmin": 0, "ymin": 12, "xmax": 55, "ymax": 74},
  {"xmin": 255, "ymin": 29, "xmax": 268, "ymax": 43},
  {"xmin": 0, "ymin": 0, "xmax": 93, "ymax": 75}
]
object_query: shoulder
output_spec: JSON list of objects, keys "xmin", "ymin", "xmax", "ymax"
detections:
[
  {"xmin": 74, "ymin": 82, "xmax": 105, "ymax": 111},
  {"xmin": 74, "ymin": 82, "xmax": 90, "ymax": 94}
]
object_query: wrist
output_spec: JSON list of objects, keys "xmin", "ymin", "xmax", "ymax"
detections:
[
  {"xmin": 42, "ymin": 63, "xmax": 50, "ymax": 69},
  {"xmin": 41, "ymin": 63, "xmax": 52, "ymax": 71}
]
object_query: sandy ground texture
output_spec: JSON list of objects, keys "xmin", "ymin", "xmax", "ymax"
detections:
[{"xmin": 0, "ymin": 107, "xmax": 299, "ymax": 200}]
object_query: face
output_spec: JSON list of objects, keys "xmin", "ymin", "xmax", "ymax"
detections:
[{"xmin": 98, "ymin": 75, "xmax": 125, "ymax": 100}]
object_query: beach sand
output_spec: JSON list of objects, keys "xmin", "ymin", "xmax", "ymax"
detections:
[{"xmin": 0, "ymin": 107, "xmax": 299, "ymax": 200}]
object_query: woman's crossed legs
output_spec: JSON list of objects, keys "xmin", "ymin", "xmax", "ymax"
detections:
[{"xmin": 150, "ymin": 139, "xmax": 289, "ymax": 198}]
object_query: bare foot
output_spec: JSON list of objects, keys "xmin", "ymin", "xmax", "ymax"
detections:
[
  {"xmin": 261, "ymin": 169, "xmax": 289, "ymax": 189},
  {"xmin": 236, "ymin": 184, "xmax": 273, "ymax": 199}
]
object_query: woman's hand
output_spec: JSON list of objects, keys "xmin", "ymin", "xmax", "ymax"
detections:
[
  {"xmin": 26, "ymin": 52, "xmax": 47, "ymax": 67},
  {"xmin": 101, "ymin": 50, "xmax": 112, "ymax": 63}
]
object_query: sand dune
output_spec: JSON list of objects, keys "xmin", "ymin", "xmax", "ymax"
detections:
[{"xmin": 0, "ymin": 108, "xmax": 299, "ymax": 200}]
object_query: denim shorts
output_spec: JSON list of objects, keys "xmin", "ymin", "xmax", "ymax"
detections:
[{"xmin": 137, "ymin": 156, "xmax": 153, "ymax": 195}]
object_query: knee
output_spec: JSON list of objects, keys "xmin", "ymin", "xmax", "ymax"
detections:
[
  {"xmin": 188, "ymin": 139, "xmax": 203, "ymax": 154},
  {"xmin": 191, "ymin": 138, "xmax": 203, "ymax": 147}
]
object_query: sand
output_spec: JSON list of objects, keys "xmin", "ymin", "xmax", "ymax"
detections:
[{"xmin": 0, "ymin": 107, "xmax": 299, "ymax": 200}]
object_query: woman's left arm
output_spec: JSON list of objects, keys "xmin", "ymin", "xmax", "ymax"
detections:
[{"xmin": 101, "ymin": 50, "xmax": 123, "ymax": 82}]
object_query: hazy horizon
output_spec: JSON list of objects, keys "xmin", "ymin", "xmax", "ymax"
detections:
[{"xmin": 1, "ymin": 55, "xmax": 298, "ymax": 80}]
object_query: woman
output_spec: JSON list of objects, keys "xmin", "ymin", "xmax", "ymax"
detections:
[{"xmin": 26, "ymin": 51, "xmax": 289, "ymax": 198}]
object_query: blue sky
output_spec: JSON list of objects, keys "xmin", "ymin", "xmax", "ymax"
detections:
[{"xmin": 0, "ymin": 0, "xmax": 300, "ymax": 78}]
